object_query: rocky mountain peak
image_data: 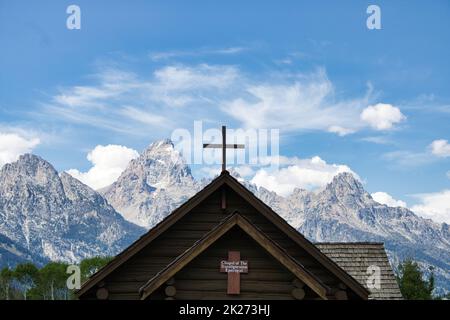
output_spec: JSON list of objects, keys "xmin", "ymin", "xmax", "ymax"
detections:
[
  {"xmin": 144, "ymin": 138, "xmax": 174, "ymax": 152},
  {"xmin": 0, "ymin": 154, "xmax": 144, "ymax": 265},
  {"xmin": 1, "ymin": 153, "xmax": 60, "ymax": 186},
  {"xmin": 131, "ymin": 139, "xmax": 193, "ymax": 187},
  {"xmin": 1, "ymin": 143, "xmax": 449, "ymax": 294},
  {"xmin": 0, "ymin": 154, "xmax": 66, "ymax": 205},
  {"xmin": 291, "ymin": 187, "xmax": 310, "ymax": 199},
  {"xmin": 103, "ymin": 139, "xmax": 201, "ymax": 228},
  {"xmin": 327, "ymin": 172, "xmax": 364, "ymax": 192},
  {"xmin": 322, "ymin": 172, "xmax": 373, "ymax": 208}
]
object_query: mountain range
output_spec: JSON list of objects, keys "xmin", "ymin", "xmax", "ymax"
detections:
[
  {"xmin": 0, "ymin": 140, "xmax": 448, "ymax": 294},
  {"xmin": 0, "ymin": 154, "xmax": 144, "ymax": 267}
]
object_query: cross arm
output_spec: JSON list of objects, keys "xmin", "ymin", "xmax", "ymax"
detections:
[{"xmin": 203, "ymin": 143, "xmax": 245, "ymax": 149}]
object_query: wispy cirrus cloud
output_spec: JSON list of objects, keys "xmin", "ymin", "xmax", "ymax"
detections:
[
  {"xmin": 382, "ymin": 138, "xmax": 450, "ymax": 167},
  {"xmin": 40, "ymin": 62, "xmax": 404, "ymax": 140},
  {"xmin": 41, "ymin": 64, "xmax": 239, "ymax": 135},
  {"xmin": 360, "ymin": 136, "xmax": 394, "ymax": 145},
  {"xmin": 149, "ymin": 46, "xmax": 247, "ymax": 61},
  {"xmin": 382, "ymin": 150, "xmax": 434, "ymax": 167},
  {"xmin": 221, "ymin": 68, "xmax": 374, "ymax": 133}
]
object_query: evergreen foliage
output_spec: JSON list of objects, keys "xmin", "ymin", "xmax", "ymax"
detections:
[{"xmin": 397, "ymin": 259, "xmax": 435, "ymax": 300}]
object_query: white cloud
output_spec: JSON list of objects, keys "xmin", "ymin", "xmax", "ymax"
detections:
[
  {"xmin": 44, "ymin": 64, "xmax": 239, "ymax": 135},
  {"xmin": 44, "ymin": 63, "xmax": 403, "ymax": 138},
  {"xmin": 383, "ymin": 138, "xmax": 450, "ymax": 167},
  {"xmin": 382, "ymin": 150, "xmax": 434, "ymax": 167},
  {"xmin": 120, "ymin": 106, "xmax": 167, "ymax": 126},
  {"xmin": 250, "ymin": 156, "xmax": 355, "ymax": 196},
  {"xmin": 429, "ymin": 139, "xmax": 450, "ymax": 157},
  {"xmin": 149, "ymin": 46, "xmax": 246, "ymax": 61},
  {"xmin": 0, "ymin": 133, "xmax": 40, "ymax": 167},
  {"xmin": 371, "ymin": 192, "xmax": 407, "ymax": 208},
  {"xmin": 153, "ymin": 64, "xmax": 239, "ymax": 92},
  {"xmin": 222, "ymin": 68, "xmax": 372, "ymax": 134},
  {"xmin": 67, "ymin": 144, "xmax": 139, "ymax": 190},
  {"xmin": 411, "ymin": 190, "xmax": 450, "ymax": 224},
  {"xmin": 360, "ymin": 103, "xmax": 406, "ymax": 130},
  {"xmin": 361, "ymin": 136, "xmax": 392, "ymax": 145},
  {"xmin": 327, "ymin": 126, "xmax": 356, "ymax": 136},
  {"xmin": 233, "ymin": 165, "xmax": 255, "ymax": 178},
  {"xmin": 197, "ymin": 165, "xmax": 254, "ymax": 180}
]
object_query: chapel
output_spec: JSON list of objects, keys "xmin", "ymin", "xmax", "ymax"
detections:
[{"xmin": 76, "ymin": 170, "xmax": 402, "ymax": 300}]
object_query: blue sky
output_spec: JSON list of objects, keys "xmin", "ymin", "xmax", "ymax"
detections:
[{"xmin": 1, "ymin": 1, "xmax": 449, "ymax": 222}]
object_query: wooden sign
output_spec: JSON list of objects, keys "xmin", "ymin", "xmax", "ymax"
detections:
[
  {"xmin": 220, "ymin": 260, "xmax": 248, "ymax": 273},
  {"xmin": 220, "ymin": 251, "xmax": 248, "ymax": 295}
]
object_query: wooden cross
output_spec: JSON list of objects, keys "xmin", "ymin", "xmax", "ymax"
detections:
[
  {"xmin": 220, "ymin": 251, "xmax": 248, "ymax": 295},
  {"xmin": 203, "ymin": 125, "xmax": 245, "ymax": 173}
]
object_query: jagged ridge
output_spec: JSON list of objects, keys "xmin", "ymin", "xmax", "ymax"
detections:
[
  {"xmin": 0, "ymin": 141, "xmax": 448, "ymax": 295},
  {"xmin": 102, "ymin": 141, "xmax": 450, "ymax": 294},
  {"xmin": 0, "ymin": 154, "xmax": 145, "ymax": 266}
]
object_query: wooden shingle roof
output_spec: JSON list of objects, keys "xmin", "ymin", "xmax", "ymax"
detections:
[{"xmin": 315, "ymin": 243, "xmax": 403, "ymax": 300}]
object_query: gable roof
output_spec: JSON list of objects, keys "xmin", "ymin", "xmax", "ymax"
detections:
[
  {"xmin": 77, "ymin": 171, "xmax": 369, "ymax": 299},
  {"xmin": 315, "ymin": 243, "xmax": 403, "ymax": 300},
  {"xmin": 140, "ymin": 213, "xmax": 330, "ymax": 300},
  {"xmin": 76, "ymin": 173, "xmax": 229, "ymax": 297}
]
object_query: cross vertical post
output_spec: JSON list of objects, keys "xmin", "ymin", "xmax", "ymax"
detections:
[
  {"xmin": 222, "ymin": 125, "xmax": 226, "ymax": 172},
  {"xmin": 203, "ymin": 125, "xmax": 245, "ymax": 173}
]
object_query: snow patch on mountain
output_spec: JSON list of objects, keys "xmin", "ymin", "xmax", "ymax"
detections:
[
  {"xmin": 0, "ymin": 154, "xmax": 145, "ymax": 266},
  {"xmin": 103, "ymin": 140, "xmax": 449, "ymax": 294},
  {"xmin": 1, "ymin": 141, "xmax": 448, "ymax": 295},
  {"xmin": 102, "ymin": 139, "xmax": 205, "ymax": 228}
]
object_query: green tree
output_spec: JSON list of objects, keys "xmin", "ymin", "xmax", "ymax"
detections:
[
  {"xmin": 79, "ymin": 256, "xmax": 112, "ymax": 283},
  {"xmin": 0, "ymin": 267, "xmax": 14, "ymax": 300},
  {"xmin": 33, "ymin": 262, "xmax": 70, "ymax": 300},
  {"xmin": 397, "ymin": 259, "xmax": 434, "ymax": 300},
  {"xmin": 0, "ymin": 257, "xmax": 113, "ymax": 300},
  {"xmin": 12, "ymin": 263, "xmax": 39, "ymax": 300}
]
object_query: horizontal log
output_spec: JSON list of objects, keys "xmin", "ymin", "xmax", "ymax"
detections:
[
  {"xmin": 106, "ymin": 282, "xmax": 143, "ymax": 292},
  {"xmin": 165, "ymin": 285, "xmax": 177, "ymax": 297},
  {"xmin": 292, "ymin": 278, "xmax": 305, "ymax": 288},
  {"xmin": 174, "ymin": 290, "xmax": 295, "ymax": 300},
  {"xmin": 175, "ymin": 279, "xmax": 294, "ymax": 294},
  {"xmin": 291, "ymin": 288, "xmax": 305, "ymax": 300},
  {"xmin": 170, "ymin": 222, "xmax": 223, "ymax": 231},
  {"xmin": 335, "ymin": 290, "xmax": 348, "ymax": 300},
  {"xmin": 108, "ymin": 293, "xmax": 140, "ymax": 300},
  {"xmin": 176, "ymin": 269, "xmax": 295, "ymax": 282},
  {"xmin": 108, "ymin": 274, "xmax": 155, "ymax": 283},
  {"xmin": 96, "ymin": 287, "xmax": 109, "ymax": 300}
]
